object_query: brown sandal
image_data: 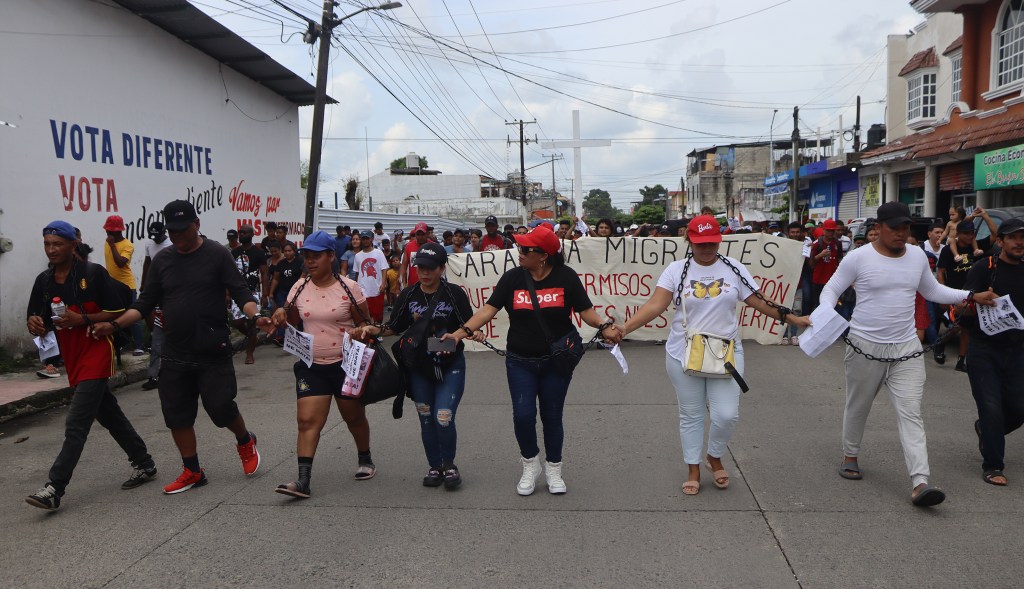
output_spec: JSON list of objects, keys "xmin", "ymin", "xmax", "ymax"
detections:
[
  {"xmin": 706, "ymin": 460, "xmax": 729, "ymax": 489},
  {"xmin": 682, "ymin": 480, "xmax": 700, "ymax": 495}
]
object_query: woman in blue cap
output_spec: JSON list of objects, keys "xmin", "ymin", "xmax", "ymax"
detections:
[{"xmin": 268, "ymin": 231, "xmax": 375, "ymax": 498}]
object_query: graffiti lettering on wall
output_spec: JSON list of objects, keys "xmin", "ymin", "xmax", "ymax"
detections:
[
  {"xmin": 50, "ymin": 120, "xmax": 214, "ymax": 174},
  {"xmin": 234, "ymin": 219, "xmax": 305, "ymax": 237},
  {"xmin": 228, "ymin": 180, "xmax": 283, "ymax": 217},
  {"xmin": 186, "ymin": 179, "xmax": 224, "ymax": 216},
  {"xmin": 60, "ymin": 175, "xmax": 119, "ymax": 212}
]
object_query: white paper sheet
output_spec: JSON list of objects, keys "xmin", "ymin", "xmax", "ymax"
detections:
[
  {"xmin": 283, "ymin": 325, "xmax": 315, "ymax": 367},
  {"xmin": 608, "ymin": 344, "xmax": 628, "ymax": 374},
  {"xmin": 341, "ymin": 332, "xmax": 375, "ymax": 398},
  {"xmin": 798, "ymin": 305, "xmax": 850, "ymax": 358},
  {"xmin": 34, "ymin": 331, "xmax": 59, "ymax": 363},
  {"xmin": 977, "ymin": 294, "xmax": 1024, "ymax": 336}
]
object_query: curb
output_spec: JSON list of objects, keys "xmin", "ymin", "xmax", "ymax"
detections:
[{"xmin": 0, "ymin": 362, "xmax": 150, "ymax": 424}]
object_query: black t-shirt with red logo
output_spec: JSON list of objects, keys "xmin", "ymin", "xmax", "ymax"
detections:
[{"xmin": 487, "ymin": 265, "xmax": 593, "ymax": 357}]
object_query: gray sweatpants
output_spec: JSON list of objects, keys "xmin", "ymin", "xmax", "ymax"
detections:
[{"xmin": 843, "ymin": 334, "xmax": 930, "ymax": 488}]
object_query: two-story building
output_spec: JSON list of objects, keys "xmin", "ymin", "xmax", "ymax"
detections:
[{"xmin": 861, "ymin": 0, "xmax": 1024, "ymax": 217}]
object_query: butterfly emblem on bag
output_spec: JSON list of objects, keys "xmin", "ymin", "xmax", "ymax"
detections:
[{"xmin": 690, "ymin": 279, "xmax": 723, "ymax": 299}]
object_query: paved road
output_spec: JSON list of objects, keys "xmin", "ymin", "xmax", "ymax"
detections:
[{"xmin": 1, "ymin": 341, "xmax": 1022, "ymax": 588}]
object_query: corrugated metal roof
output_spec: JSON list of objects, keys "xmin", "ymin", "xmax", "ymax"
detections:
[
  {"xmin": 111, "ymin": 0, "xmax": 329, "ymax": 106},
  {"xmin": 314, "ymin": 208, "xmax": 524, "ymax": 236}
]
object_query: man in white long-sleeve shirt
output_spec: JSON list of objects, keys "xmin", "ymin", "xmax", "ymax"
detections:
[{"xmin": 819, "ymin": 202, "xmax": 997, "ymax": 507}]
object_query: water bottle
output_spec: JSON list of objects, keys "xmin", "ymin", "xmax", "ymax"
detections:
[{"xmin": 50, "ymin": 297, "xmax": 66, "ymax": 329}]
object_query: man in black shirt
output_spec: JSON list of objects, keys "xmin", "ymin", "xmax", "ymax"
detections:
[
  {"xmin": 963, "ymin": 218, "xmax": 1024, "ymax": 486},
  {"xmin": 231, "ymin": 224, "xmax": 268, "ymax": 365},
  {"xmin": 93, "ymin": 200, "xmax": 273, "ymax": 495},
  {"xmin": 938, "ymin": 220, "xmax": 983, "ymax": 372}
]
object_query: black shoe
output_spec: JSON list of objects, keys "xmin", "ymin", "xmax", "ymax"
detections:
[
  {"xmin": 933, "ymin": 348, "xmax": 945, "ymax": 365},
  {"xmin": 122, "ymin": 466, "xmax": 158, "ymax": 489},
  {"xmin": 26, "ymin": 484, "xmax": 61, "ymax": 511},
  {"xmin": 423, "ymin": 467, "xmax": 443, "ymax": 487},
  {"xmin": 442, "ymin": 464, "xmax": 462, "ymax": 489},
  {"xmin": 141, "ymin": 378, "xmax": 158, "ymax": 391},
  {"xmin": 955, "ymin": 357, "xmax": 968, "ymax": 373}
]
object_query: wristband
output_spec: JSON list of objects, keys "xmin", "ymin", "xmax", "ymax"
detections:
[{"xmin": 461, "ymin": 325, "xmax": 474, "ymax": 337}]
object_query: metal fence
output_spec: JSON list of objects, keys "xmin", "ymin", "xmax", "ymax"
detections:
[{"xmin": 314, "ymin": 207, "xmax": 473, "ymax": 236}]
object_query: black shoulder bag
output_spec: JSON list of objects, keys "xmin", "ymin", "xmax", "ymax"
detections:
[
  {"xmin": 334, "ymin": 275, "xmax": 407, "ymax": 415},
  {"xmin": 523, "ymin": 268, "xmax": 584, "ymax": 375}
]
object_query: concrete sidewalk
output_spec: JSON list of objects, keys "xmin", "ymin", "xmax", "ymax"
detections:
[{"xmin": 1, "ymin": 340, "xmax": 1022, "ymax": 588}]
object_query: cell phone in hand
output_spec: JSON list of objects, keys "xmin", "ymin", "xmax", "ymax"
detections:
[{"xmin": 427, "ymin": 337, "xmax": 456, "ymax": 353}]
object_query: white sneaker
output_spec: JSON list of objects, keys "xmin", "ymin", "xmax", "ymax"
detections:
[
  {"xmin": 790, "ymin": 336, "xmax": 799, "ymax": 346},
  {"xmin": 781, "ymin": 337, "xmax": 790, "ymax": 346},
  {"xmin": 544, "ymin": 461, "xmax": 567, "ymax": 494},
  {"xmin": 517, "ymin": 455, "xmax": 542, "ymax": 496}
]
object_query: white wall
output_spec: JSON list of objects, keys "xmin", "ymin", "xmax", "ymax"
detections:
[{"xmin": 0, "ymin": 0, "xmax": 305, "ymax": 350}]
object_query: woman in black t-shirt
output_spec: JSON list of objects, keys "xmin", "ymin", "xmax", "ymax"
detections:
[
  {"xmin": 356, "ymin": 242, "xmax": 479, "ymax": 489},
  {"xmin": 269, "ymin": 242, "xmax": 305, "ymax": 343},
  {"xmin": 444, "ymin": 224, "xmax": 618, "ymax": 497}
]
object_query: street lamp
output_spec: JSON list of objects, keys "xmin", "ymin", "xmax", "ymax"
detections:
[{"xmin": 298, "ymin": 1, "xmax": 402, "ymax": 235}]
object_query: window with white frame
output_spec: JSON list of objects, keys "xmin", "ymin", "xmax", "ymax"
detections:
[
  {"xmin": 996, "ymin": 0, "xmax": 1024, "ymax": 88},
  {"xmin": 951, "ymin": 53, "xmax": 962, "ymax": 102},
  {"xmin": 907, "ymin": 72, "xmax": 937, "ymax": 122}
]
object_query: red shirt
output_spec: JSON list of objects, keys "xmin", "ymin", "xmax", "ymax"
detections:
[
  {"xmin": 402, "ymin": 240, "xmax": 421, "ymax": 285},
  {"xmin": 480, "ymin": 233, "xmax": 507, "ymax": 251},
  {"xmin": 811, "ymin": 238, "xmax": 842, "ymax": 285}
]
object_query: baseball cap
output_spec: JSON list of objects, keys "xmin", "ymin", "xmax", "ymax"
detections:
[
  {"xmin": 412, "ymin": 222, "xmax": 429, "ymax": 235},
  {"xmin": 956, "ymin": 220, "xmax": 976, "ymax": 233},
  {"xmin": 360, "ymin": 230, "xmax": 374, "ymax": 239},
  {"xmin": 485, "ymin": 215, "xmax": 498, "ymax": 226},
  {"xmin": 659, "ymin": 224, "xmax": 671, "ymax": 233},
  {"xmin": 822, "ymin": 219, "xmax": 838, "ymax": 230},
  {"xmin": 374, "ymin": 221, "xmax": 383, "ymax": 229},
  {"xmin": 687, "ymin": 215, "xmax": 722, "ymax": 244},
  {"xmin": 227, "ymin": 229, "xmax": 238, "ymax": 239},
  {"xmin": 103, "ymin": 215, "xmax": 125, "ymax": 232},
  {"xmin": 504, "ymin": 224, "xmax": 515, "ymax": 232},
  {"xmin": 43, "ymin": 220, "xmax": 77, "ymax": 241},
  {"xmin": 998, "ymin": 218, "xmax": 1024, "ymax": 236},
  {"xmin": 805, "ymin": 222, "xmax": 815, "ymax": 229},
  {"xmin": 629, "ymin": 223, "xmax": 639, "ymax": 230},
  {"xmin": 300, "ymin": 230, "xmax": 335, "ymax": 252},
  {"xmin": 513, "ymin": 223, "xmax": 562, "ymax": 255},
  {"xmin": 148, "ymin": 221, "xmax": 165, "ymax": 233},
  {"xmin": 163, "ymin": 200, "xmax": 199, "ymax": 231},
  {"xmin": 414, "ymin": 242, "xmax": 448, "ymax": 269},
  {"xmin": 876, "ymin": 201, "xmax": 912, "ymax": 227}
]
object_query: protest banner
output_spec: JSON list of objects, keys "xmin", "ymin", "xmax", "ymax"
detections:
[{"xmin": 445, "ymin": 234, "xmax": 803, "ymax": 351}]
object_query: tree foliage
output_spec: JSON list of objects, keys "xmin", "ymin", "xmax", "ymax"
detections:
[
  {"xmin": 638, "ymin": 184, "xmax": 668, "ymax": 206},
  {"xmin": 345, "ymin": 176, "xmax": 363, "ymax": 210},
  {"xmin": 582, "ymin": 188, "xmax": 621, "ymax": 220},
  {"xmin": 390, "ymin": 155, "xmax": 429, "ymax": 169},
  {"xmin": 299, "ymin": 159, "xmax": 309, "ymax": 189},
  {"xmin": 632, "ymin": 204, "xmax": 666, "ymax": 224}
]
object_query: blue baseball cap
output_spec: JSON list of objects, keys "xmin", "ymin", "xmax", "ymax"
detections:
[
  {"xmin": 43, "ymin": 221, "xmax": 77, "ymax": 241},
  {"xmin": 300, "ymin": 230, "xmax": 335, "ymax": 252}
]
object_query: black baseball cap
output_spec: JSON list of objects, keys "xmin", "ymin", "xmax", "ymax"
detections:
[
  {"xmin": 163, "ymin": 200, "xmax": 198, "ymax": 230},
  {"xmin": 876, "ymin": 202, "xmax": 912, "ymax": 227},
  {"xmin": 227, "ymin": 229, "xmax": 238, "ymax": 239},
  {"xmin": 413, "ymin": 242, "xmax": 448, "ymax": 269},
  {"xmin": 148, "ymin": 221, "xmax": 165, "ymax": 233},
  {"xmin": 485, "ymin": 215, "xmax": 498, "ymax": 226},
  {"xmin": 998, "ymin": 218, "xmax": 1024, "ymax": 236},
  {"xmin": 374, "ymin": 221, "xmax": 383, "ymax": 229},
  {"xmin": 956, "ymin": 220, "xmax": 976, "ymax": 233}
]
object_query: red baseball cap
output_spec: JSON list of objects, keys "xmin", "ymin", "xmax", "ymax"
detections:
[
  {"xmin": 412, "ymin": 222, "xmax": 429, "ymax": 235},
  {"xmin": 103, "ymin": 215, "xmax": 125, "ymax": 232},
  {"xmin": 822, "ymin": 218, "xmax": 838, "ymax": 230},
  {"xmin": 687, "ymin": 215, "xmax": 722, "ymax": 244},
  {"xmin": 513, "ymin": 223, "xmax": 561, "ymax": 255}
]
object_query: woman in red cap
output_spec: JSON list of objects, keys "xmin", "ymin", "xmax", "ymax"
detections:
[
  {"xmin": 444, "ymin": 224, "xmax": 618, "ymax": 496},
  {"xmin": 615, "ymin": 215, "xmax": 809, "ymax": 496}
]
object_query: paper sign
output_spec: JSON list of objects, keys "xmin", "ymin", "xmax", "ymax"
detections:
[
  {"xmin": 283, "ymin": 325, "xmax": 315, "ymax": 367},
  {"xmin": 608, "ymin": 343, "xmax": 628, "ymax": 374},
  {"xmin": 341, "ymin": 332, "xmax": 376, "ymax": 398},
  {"xmin": 798, "ymin": 305, "xmax": 850, "ymax": 358},
  {"xmin": 34, "ymin": 331, "xmax": 59, "ymax": 363},
  {"xmin": 977, "ymin": 294, "xmax": 1024, "ymax": 336}
]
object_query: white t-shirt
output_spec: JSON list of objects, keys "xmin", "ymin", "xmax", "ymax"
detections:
[
  {"xmin": 656, "ymin": 256, "xmax": 757, "ymax": 361},
  {"xmin": 372, "ymin": 231, "xmax": 387, "ymax": 248},
  {"xmin": 145, "ymin": 238, "xmax": 172, "ymax": 259},
  {"xmin": 819, "ymin": 244, "xmax": 968, "ymax": 344},
  {"xmin": 354, "ymin": 249, "xmax": 388, "ymax": 296}
]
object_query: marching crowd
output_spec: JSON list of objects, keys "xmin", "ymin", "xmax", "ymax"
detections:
[{"xmin": 21, "ymin": 197, "xmax": 1023, "ymax": 512}]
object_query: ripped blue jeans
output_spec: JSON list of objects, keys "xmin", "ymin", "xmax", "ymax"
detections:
[{"xmin": 408, "ymin": 355, "xmax": 466, "ymax": 467}]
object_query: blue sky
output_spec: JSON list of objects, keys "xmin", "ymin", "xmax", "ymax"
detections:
[{"xmin": 195, "ymin": 0, "xmax": 921, "ymax": 209}]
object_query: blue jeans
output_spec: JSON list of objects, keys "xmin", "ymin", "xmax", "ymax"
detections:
[
  {"xmin": 408, "ymin": 355, "xmax": 466, "ymax": 467},
  {"xmin": 505, "ymin": 355, "xmax": 573, "ymax": 463},
  {"xmin": 967, "ymin": 338, "xmax": 1024, "ymax": 472}
]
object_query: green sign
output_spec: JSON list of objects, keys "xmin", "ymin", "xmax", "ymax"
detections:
[{"xmin": 975, "ymin": 144, "xmax": 1024, "ymax": 189}]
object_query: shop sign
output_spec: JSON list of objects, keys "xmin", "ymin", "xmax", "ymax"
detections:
[{"xmin": 975, "ymin": 144, "xmax": 1024, "ymax": 189}]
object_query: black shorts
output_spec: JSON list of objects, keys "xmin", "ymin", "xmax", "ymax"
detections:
[
  {"xmin": 294, "ymin": 360, "xmax": 346, "ymax": 398},
  {"xmin": 158, "ymin": 358, "xmax": 240, "ymax": 429}
]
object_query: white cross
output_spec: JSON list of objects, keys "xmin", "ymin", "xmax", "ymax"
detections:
[{"xmin": 541, "ymin": 110, "xmax": 611, "ymax": 219}]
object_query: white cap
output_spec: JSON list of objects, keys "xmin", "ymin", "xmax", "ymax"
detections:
[{"xmin": 629, "ymin": 224, "xmax": 639, "ymax": 230}]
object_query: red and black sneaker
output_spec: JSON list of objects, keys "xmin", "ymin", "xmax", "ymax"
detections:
[
  {"xmin": 237, "ymin": 432, "xmax": 261, "ymax": 476},
  {"xmin": 163, "ymin": 467, "xmax": 207, "ymax": 495}
]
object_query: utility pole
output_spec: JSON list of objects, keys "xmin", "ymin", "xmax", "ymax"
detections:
[
  {"xmin": 506, "ymin": 119, "xmax": 537, "ymax": 222},
  {"xmin": 790, "ymin": 106, "xmax": 800, "ymax": 223},
  {"xmin": 853, "ymin": 95, "xmax": 862, "ymax": 153},
  {"xmin": 293, "ymin": 0, "xmax": 402, "ymax": 236}
]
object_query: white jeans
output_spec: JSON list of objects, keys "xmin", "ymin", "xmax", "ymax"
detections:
[
  {"xmin": 843, "ymin": 334, "xmax": 930, "ymax": 488},
  {"xmin": 665, "ymin": 346, "xmax": 744, "ymax": 465}
]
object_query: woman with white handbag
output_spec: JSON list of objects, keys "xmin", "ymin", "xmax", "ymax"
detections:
[{"xmin": 616, "ymin": 215, "xmax": 809, "ymax": 496}]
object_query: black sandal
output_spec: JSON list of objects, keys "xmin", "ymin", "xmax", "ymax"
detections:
[
  {"xmin": 983, "ymin": 470, "xmax": 1008, "ymax": 486},
  {"xmin": 274, "ymin": 481, "xmax": 311, "ymax": 498}
]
